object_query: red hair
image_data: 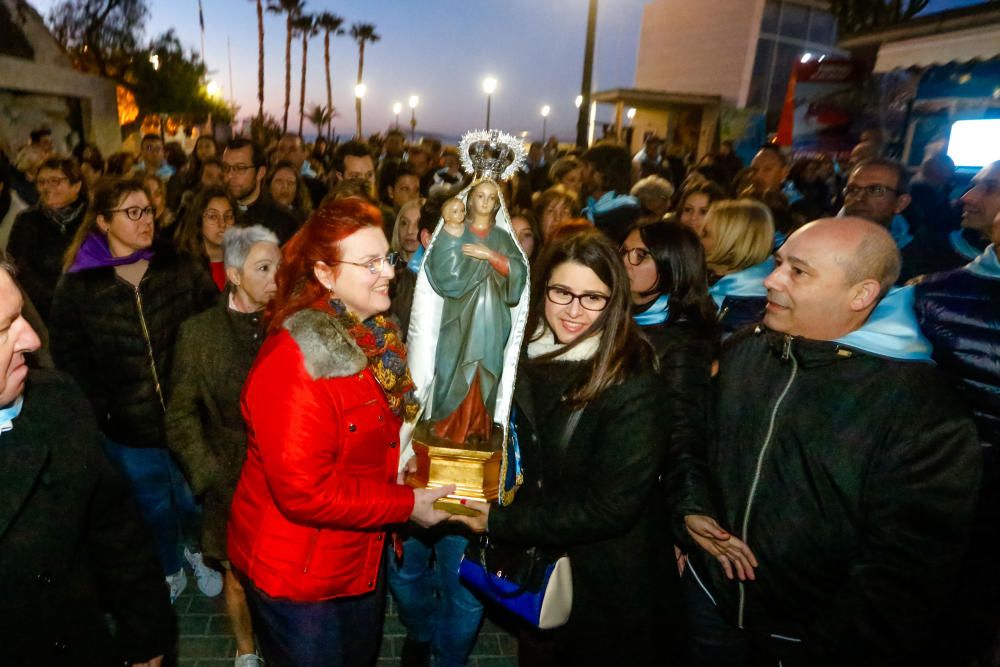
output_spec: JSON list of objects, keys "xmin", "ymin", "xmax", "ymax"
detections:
[{"xmin": 267, "ymin": 197, "xmax": 384, "ymax": 334}]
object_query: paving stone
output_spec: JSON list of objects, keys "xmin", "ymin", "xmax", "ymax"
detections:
[
  {"xmin": 472, "ymin": 657, "xmax": 518, "ymax": 667},
  {"xmin": 206, "ymin": 614, "xmax": 233, "ymax": 636},
  {"xmin": 179, "ymin": 613, "xmax": 210, "ymax": 635},
  {"xmin": 178, "ymin": 636, "xmax": 235, "ymax": 659}
]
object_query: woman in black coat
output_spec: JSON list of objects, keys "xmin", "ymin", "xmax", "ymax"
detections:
[
  {"xmin": 49, "ymin": 177, "xmax": 218, "ymax": 603},
  {"xmin": 620, "ymin": 220, "xmax": 718, "ymax": 523},
  {"xmin": 453, "ymin": 229, "xmax": 689, "ymax": 664}
]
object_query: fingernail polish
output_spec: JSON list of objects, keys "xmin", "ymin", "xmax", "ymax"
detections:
[{"xmin": 459, "ymin": 499, "xmax": 467, "ymax": 505}]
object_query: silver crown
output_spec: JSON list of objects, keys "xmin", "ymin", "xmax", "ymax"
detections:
[{"xmin": 458, "ymin": 129, "xmax": 527, "ymax": 182}]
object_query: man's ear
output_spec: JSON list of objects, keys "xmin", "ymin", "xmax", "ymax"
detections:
[
  {"xmin": 894, "ymin": 193, "xmax": 911, "ymax": 215},
  {"xmin": 848, "ymin": 278, "xmax": 882, "ymax": 313}
]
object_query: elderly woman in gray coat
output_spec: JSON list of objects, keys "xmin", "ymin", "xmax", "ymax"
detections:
[{"xmin": 166, "ymin": 225, "xmax": 280, "ymax": 667}]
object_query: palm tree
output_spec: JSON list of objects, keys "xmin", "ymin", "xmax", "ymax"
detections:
[
  {"xmin": 249, "ymin": 0, "xmax": 265, "ymax": 123},
  {"xmin": 292, "ymin": 13, "xmax": 319, "ymax": 137},
  {"xmin": 266, "ymin": 0, "xmax": 305, "ymax": 133},
  {"xmin": 305, "ymin": 103, "xmax": 335, "ymax": 139},
  {"xmin": 350, "ymin": 22, "xmax": 380, "ymax": 138},
  {"xmin": 316, "ymin": 12, "xmax": 345, "ymax": 141}
]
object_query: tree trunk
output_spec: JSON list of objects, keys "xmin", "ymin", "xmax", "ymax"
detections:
[
  {"xmin": 355, "ymin": 41, "xmax": 365, "ymax": 138},
  {"xmin": 283, "ymin": 15, "xmax": 292, "ymax": 133},
  {"xmin": 256, "ymin": 0, "xmax": 264, "ymax": 122},
  {"xmin": 298, "ymin": 33, "xmax": 308, "ymax": 137},
  {"xmin": 324, "ymin": 32, "xmax": 333, "ymax": 141}
]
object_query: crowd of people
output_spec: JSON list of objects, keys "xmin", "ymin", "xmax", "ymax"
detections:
[{"xmin": 0, "ymin": 122, "xmax": 996, "ymax": 667}]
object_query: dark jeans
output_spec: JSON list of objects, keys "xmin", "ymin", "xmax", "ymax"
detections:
[
  {"xmin": 100, "ymin": 438, "xmax": 199, "ymax": 575},
  {"xmin": 238, "ymin": 569, "xmax": 386, "ymax": 667}
]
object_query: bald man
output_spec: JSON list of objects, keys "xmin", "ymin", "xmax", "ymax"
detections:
[{"xmin": 679, "ymin": 218, "xmax": 982, "ymax": 666}]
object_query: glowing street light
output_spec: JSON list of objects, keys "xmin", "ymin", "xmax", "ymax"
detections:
[
  {"xmin": 627, "ymin": 107, "xmax": 637, "ymax": 121},
  {"xmin": 393, "ymin": 101, "xmax": 402, "ymax": 129},
  {"xmin": 482, "ymin": 76, "xmax": 498, "ymax": 130},
  {"xmin": 354, "ymin": 83, "xmax": 367, "ymax": 99},
  {"xmin": 206, "ymin": 80, "xmax": 222, "ymax": 98},
  {"xmin": 149, "ymin": 53, "xmax": 160, "ymax": 71},
  {"xmin": 408, "ymin": 95, "xmax": 419, "ymax": 143},
  {"xmin": 541, "ymin": 105, "xmax": 551, "ymax": 144},
  {"xmin": 575, "ymin": 95, "xmax": 583, "ymax": 109}
]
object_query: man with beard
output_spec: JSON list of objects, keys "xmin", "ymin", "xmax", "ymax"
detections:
[{"xmin": 222, "ymin": 139, "xmax": 299, "ymax": 244}]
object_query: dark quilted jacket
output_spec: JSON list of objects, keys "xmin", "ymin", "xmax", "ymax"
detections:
[
  {"xmin": 914, "ymin": 264, "xmax": 1000, "ymax": 448},
  {"xmin": 49, "ymin": 244, "xmax": 217, "ymax": 448}
]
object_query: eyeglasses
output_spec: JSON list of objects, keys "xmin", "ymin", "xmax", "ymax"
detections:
[
  {"xmin": 222, "ymin": 163, "xmax": 256, "ymax": 175},
  {"xmin": 332, "ymin": 252, "xmax": 400, "ymax": 275},
  {"xmin": 108, "ymin": 205, "xmax": 155, "ymax": 221},
  {"xmin": 203, "ymin": 210, "xmax": 235, "ymax": 226},
  {"xmin": 619, "ymin": 246, "xmax": 650, "ymax": 266},
  {"xmin": 36, "ymin": 176, "xmax": 69, "ymax": 188},
  {"xmin": 545, "ymin": 285, "xmax": 610, "ymax": 312},
  {"xmin": 843, "ymin": 184, "xmax": 898, "ymax": 199}
]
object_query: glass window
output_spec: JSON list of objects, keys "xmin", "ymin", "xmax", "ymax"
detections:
[
  {"xmin": 807, "ymin": 11, "xmax": 837, "ymax": 45},
  {"xmin": 748, "ymin": 39, "xmax": 776, "ymax": 109},
  {"xmin": 767, "ymin": 42, "xmax": 802, "ymax": 114},
  {"xmin": 778, "ymin": 3, "xmax": 810, "ymax": 39},
  {"xmin": 761, "ymin": 0, "xmax": 780, "ymax": 34}
]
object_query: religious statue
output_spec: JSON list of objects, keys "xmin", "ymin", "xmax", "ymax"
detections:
[{"xmin": 402, "ymin": 130, "xmax": 531, "ymax": 512}]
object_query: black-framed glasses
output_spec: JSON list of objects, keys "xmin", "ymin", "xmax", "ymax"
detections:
[
  {"xmin": 545, "ymin": 285, "xmax": 610, "ymax": 312},
  {"xmin": 333, "ymin": 252, "xmax": 400, "ymax": 275},
  {"xmin": 202, "ymin": 210, "xmax": 235, "ymax": 226},
  {"xmin": 221, "ymin": 163, "xmax": 256, "ymax": 175},
  {"xmin": 108, "ymin": 205, "xmax": 154, "ymax": 221},
  {"xmin": 843, "ymin": 184, "xmax": 898, "ymax": 199},
  {"xmin": 619, "ymin": 246, "xmax": 650, "ymax": 266}
]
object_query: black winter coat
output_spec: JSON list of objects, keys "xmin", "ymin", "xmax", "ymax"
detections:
[
  {"xmin": 914, "ymin": 263, "xmax": 1000, "ymax": 448},
  {"xmin": 49, "ymin": 244, "xmax": 218, "ymax": 448},
  {"xmin": 166, "ymin": 294, "xmax": 265, "ymax": 561},
  {"xmin": 0, "ymin": 370, "xmax": 176, "ymax": 665},
  {"xmin": 7, "ymin": 200, "xmax": 86, "ymax": 320},
  {"xmin": 685, "ymin": 327, "xmax": 982, "ymax": 666},
  {"xmin": 238, "ymin": 195, "xmax": 301, "ymax": 245},
  {"xmin": 489, "ymin": 356, "xmax": 685, "ymax": 664}
]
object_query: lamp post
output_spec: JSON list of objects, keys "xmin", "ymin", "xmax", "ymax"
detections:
[
  {"xmin": 576, "ymin": 0, "xmax": 598, "ymax": 148},
  {"xmin": 408, "ymin": 95, "xmax": 419, "ymax": 143},
  {"xmin": 354, "ymin": 83, "xmax": 367, "ymax": 137},
  {"xmin": 482, "ymin": 77, "xmax": 497, "ymax": 130},
  {"xmin": 393, "ymin": 102, "xmax": 402, "ymax": 130},
  {"xmin": 541, "ymin": 105, "xmax": 551, "ymax": 144}
]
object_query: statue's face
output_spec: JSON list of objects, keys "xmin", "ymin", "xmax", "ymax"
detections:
[
  {"xmin": 443, "ymin": 199, "xmax": 465, "ymax": 224},
  {"xmin": 470, "ymin": 182, "xmax": 498, "ymax": 218}
]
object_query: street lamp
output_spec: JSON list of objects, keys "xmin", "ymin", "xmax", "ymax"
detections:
[
  {"xmin": 149, "ymin": 53, "xmax": 160, "ymax": 71},
  {"xmin": 408, "ymin": 95, "xmax": 419, "ymax": 143},
  {"xmin": 355, "ymin": 83, "xmax": 367, "ymax": 99},
  {"xmin": 575, "ymin": 95, "xmax": 583, "ymax": 109},
  {"xmin": 482, "ymin": 76, "xmax": 498, "ymax": 130},
  {"xmin": 541, "ymin": 105, "xmax": 551, "ymax": 144},
  {"xmin": 392, "ymin": 102, "xmax": 402, "ymax": 130},
  {"xmin": 354, "ymin": 83, "xmax": 367, "ymax": 138},
  {"xmin": 627, "ymin": 107, "xmax": 637, "ymax": 122}
]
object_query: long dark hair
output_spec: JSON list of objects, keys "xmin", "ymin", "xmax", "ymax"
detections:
[
  {"xmin": 174, "ymin": 185, "xmax": 235, "ymax": 259},
  {"xmin": 635, "ymin": 220, "xmax": 717, "ymax": 333},
  {"xmin": 527, "ymin": 228, "xmax": 655, "ymax": 406}
]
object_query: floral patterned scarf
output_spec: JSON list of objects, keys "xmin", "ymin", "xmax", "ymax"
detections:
[{"xmin": 329, "ymin": 299, "xmax": 419, "ymax": 422}]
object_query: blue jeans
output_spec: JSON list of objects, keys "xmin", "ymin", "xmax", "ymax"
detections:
[
  {"xmin": 388, "ymin": 531, "xmax": 484, "ymax": 667},
  {"xmin": 100, "ymin": 438, "xmax": 199, "ymax": 575},
  {"xmin": 238, "ymin": 569, "xmax": 385, "ymax": 667}
]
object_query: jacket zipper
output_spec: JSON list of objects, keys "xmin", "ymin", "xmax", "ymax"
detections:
[
  {"xmin": 737, "ymin": 334, "xmax": 797, "ymax": 628},
  {"xmin": 133, "ymin": 284, "xmax": 165, "ymax": 412}
]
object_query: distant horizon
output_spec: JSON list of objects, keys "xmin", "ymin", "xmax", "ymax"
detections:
[{"xmin": 29, "ymin": 0, "xmax": 991, "ymax": 142}]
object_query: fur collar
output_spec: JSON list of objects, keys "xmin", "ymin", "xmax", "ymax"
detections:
[
  {"xmin": 284, "ymin": 308, "xmax": 367, "ymax": 379},
  {"xmin": 526, "ymin": 325, "xmax": 601, "ymax": 361}
]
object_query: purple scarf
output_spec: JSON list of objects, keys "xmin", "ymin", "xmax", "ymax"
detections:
[{"xmin": 67, "ymin": 232, "xmax": 155, "ymax": 274}]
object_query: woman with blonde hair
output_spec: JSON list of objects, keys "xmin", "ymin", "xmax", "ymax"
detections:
[
  {"xmin": 700, "ymin": 199, "xmax": 774, "ymax": 336},
  {"xmin": 532, "ymin": 184, "xmax": 579, "ymax": 243},
  {"xmin": 390, "ymin": 198, "xmax": 423, "ymax": 263}
]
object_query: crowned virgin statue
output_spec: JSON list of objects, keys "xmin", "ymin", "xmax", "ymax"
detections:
[{"xmin": 402, "ymin": 130, "xmax": 531, "ymax": 509}]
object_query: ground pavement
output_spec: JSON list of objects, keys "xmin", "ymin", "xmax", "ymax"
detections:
[{"xmin": 174, "ymin": 583, "xmax": 519, "ymax": 667}]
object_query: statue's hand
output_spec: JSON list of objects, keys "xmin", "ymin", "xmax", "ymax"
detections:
[
  {"xmin": 461, "ymin": 243, "xmax": 494, "ymax": 261},
  {"xmin": 442, "ymin": 222, "xmax": 465, "ymax": 238}
]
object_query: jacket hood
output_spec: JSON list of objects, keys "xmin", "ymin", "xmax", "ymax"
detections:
[
  {"xmin": 965, "ymin": 244, "xmax": 1000, "ymax": 280},
  {"xmin": 709, "ymin": 257, "xmax": 774, "ymax": 308},
  {"xmin": 833, "ymin": 285, "xmax": 932, "ymax": 361}
]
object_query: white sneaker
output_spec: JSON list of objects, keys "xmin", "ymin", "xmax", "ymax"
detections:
[
  {"xmin": 235, "ymin": 652, "xmax": 264, "ymax": 667},
  {"xmin": 184, "ymin": 547, "xmax": 223, "ymax": 598},
  {"xmin": 165, "ymin": 568, "xmax": 187, "ymax": 604}
]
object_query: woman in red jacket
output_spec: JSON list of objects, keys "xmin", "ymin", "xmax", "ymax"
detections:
[{"xmin": 227, "ymin": 198, "xmax": 453, "ymax": 667}]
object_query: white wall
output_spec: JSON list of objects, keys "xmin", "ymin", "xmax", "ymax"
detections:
[{"xmin": 634, "ymin": 0, "xmax": 765, "ymax": 106}]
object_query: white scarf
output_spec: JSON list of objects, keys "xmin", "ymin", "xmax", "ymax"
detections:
[{"xmin": 526, "ymin": 325, "xmax": 601, "ymax": 361}]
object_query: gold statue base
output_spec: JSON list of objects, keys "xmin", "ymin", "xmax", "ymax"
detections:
[{"xmin": 405, "ymin": 421, "xmax": 501, "ymax": 516}]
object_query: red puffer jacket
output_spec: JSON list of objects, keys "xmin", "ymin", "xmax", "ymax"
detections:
[{"xmin": 227, "ymin": 308, "xmax": 414, "ymax": 601}]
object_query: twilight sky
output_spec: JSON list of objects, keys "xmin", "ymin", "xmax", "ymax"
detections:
[{"xmin": 30, "ymin": 0, "xmax": 989, "ymax": 141}]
